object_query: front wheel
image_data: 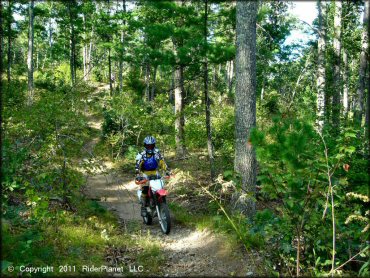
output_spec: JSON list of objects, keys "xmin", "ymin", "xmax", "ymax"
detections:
[{"xmin": 158, "ymin": 202, "xmax": 171, "ymax": 234}]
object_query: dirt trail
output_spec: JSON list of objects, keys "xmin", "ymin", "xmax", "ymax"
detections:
[{"xmin": 83, "ymin": 84, "xmax": 258, "ymax": 277}]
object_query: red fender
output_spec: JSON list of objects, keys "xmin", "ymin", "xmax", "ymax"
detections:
[
  {"xmin": 156, "ymin": 189, "xmax": 168, "ymax": 203},
  {"xmin": 156, "ymin": 189, "xmax": 168, "ymax": 196}
]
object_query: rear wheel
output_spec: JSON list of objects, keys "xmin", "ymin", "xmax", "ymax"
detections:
[{"xmin": 158, "ymin": 202, "xmax": 171, "ymax": 234}]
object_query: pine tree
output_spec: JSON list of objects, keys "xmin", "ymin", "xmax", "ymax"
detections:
[{"xmin": 234, "ymin": 0, "xmax": 258, "ymax": 217}]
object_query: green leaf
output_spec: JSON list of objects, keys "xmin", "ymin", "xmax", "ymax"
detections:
[
  {"xmin": 344, "ymin": 146, "xmax": 356, "ymax": 154},
  {"xmin": 344, "ymin": 132, "xmax": 356, "ymax": 138},
  {"xmin": 223, "ymin": 170, "xmax": 233, "ymax": 179}
]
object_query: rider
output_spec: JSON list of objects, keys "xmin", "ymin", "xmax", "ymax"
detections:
[{"xmin": 135, "ymin": 136, "xmax": 170, "ymax": 216}]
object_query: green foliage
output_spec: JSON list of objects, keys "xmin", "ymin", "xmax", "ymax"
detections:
[{"xmin": 250, "ymin": 115, "xmax": 369, "ymax": 276}]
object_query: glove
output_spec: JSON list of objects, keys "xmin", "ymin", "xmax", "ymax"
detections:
[{"xmin": 165, "ymin": 171, "xmax": 172, "ymax": 177}]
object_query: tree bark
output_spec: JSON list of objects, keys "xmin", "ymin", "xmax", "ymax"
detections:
[
  {"xmin": 145, "ymin": 61, "xmax": 151, "ymax": 101},
  {"xmin": 87, "ymin": 27, "xmax": 94, "ymax": 80},
  {"xmin": 342, "ymin": 49, "xmax": 349, "ymax": 118},
  {"xmin": 7, "ymin": 0, "xmax": 11, "ymax": 83},
  {"xmin": 174, "ymin": 65, "xmax": 186, "ymax": 157},
  {"xmin": 0, "ymin": 0, "xmax": 3, "ymax": 153},
  {"xmin": 354, "ymin": 0, "xmax": 369, "ymax": 126},
  {"xmin": 27, "ymin": 0, "xmax": 34, "ymax": 106},
  {"xmin": 83, "ymin": 13, "xmax": 87, "ymax": 81},
  {"xmin": 332, "ymin": 1, "xmax": 342, "ymax": 134},
  {"xmin": 118, "ymin": 0, "xmax": 126, "ymax": 92},
  {"xmin": 151, "ymin": 64, "xmax": 157, "ymax": 100},
  {"xmin": 316, "ymin": 0, "xmax": 326, "ymax": 131},
  {"xmin": 169, "ymin": 66, "xmax": 175, "ymax": 103},
  {"xmin": 108, "ymin": 48, "xmax": 113, "ymax": 95},
  {"xmin": 68, "ymin": 1, "xmax": 76, "ymax": 85},
  {"xmin": 204, "ymin": 0, "xmax": 215, "ymax": 181},
  {"xmin": 233, "ymin": 0, "xmax": 258, "ymax": 217}
]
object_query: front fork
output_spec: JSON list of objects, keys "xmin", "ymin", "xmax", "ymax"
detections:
[{"xmin": 156, "ymin": 205, "xmax": 162, "ymax": 223}]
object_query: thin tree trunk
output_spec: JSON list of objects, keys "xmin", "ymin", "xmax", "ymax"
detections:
[
  {"xmin": 118, "ymin": 0, "xmax": 126, "ymax": 92},
  {"xmin": 204, "ymin": 0, "xmax": 215, "ymax": 181},
  {"xmin": 261, "ymin": 78, "xmax": 265, "ymax": 101},
  {"xmin": 7, "ymin": 0, "xmax": 11, "ymax": 83},
  {"xmin": 68, "ymin": 1, "xmax": 76, "ymax": 85},
  {"xmin": 227, "ymin": 59, "xmax": 234, "ymax": 100},
  {"xmin": 354, "ymin": 0, "xmax": 369, "ymax": 126},
  {"xmin": 145, "ymin": 61, "xmax": 150, "ymax": 101},
  {"xmin": 170, "ymin": 66, "xmax": 175, "ymax": 103},
  {"xmin": 317, "ymin": 0, "xmax": 326, "ymax": 131},
  {"xmin": 174, "ymin": 65, "xmax": 186, "ymax": 157},
  {"xmin": 342, "ymin": 49, "xmax": 349, "ymax": 118},
  {"xmin": 233, "ymin": 0, "xmax": 258, "ymax": 217},
  {"xmin": 1, "ymin": 1, "xmax": 3, "ymax": 130},
  {"xmin": 151, "ymin": 64, "xmax": 157, "ymax": 100},
  {"xmin": 27, "ymin": 0, "xmax": 34, "ymax": 106},
  {"xmin": 36, "ymin": 48, "xmax": 39, "ymax": 70},
  {"xmin": 332, "ymin": 1, "xmax": 342, "ymax": 134},
  {"xmin": 108, "ymin": 48, "xmax": 113, "ymax": 95},
  {"xmin": 83, "ymin": 13, "xmax": 87, "ymax": 81},
  {"xmin": 87, "ymin": 27, "xmax": 94, "ymax": 80}
]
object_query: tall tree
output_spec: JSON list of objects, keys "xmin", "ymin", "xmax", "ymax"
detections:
[
  {"xmin": 27, "ymin": 0, "xmax": 35, "ymax": 106},
  {"xmin": 342, "ymin": 49, "xmax": 349, "ymax": 118},
  {"xmin": 317, "ymin": 0, "xmax": 327, "ymax": 131},
  {"xmin": 332, "ymin": 1, "xmax": 342, "ymax": 133},
  {"xmin": 118, "ymin": 0, "xmax": 126, "ymax": 92},
  {"xmin": 67, "ymin": 0, "xmax": 77, "ymax": 85},
  {"xmin": 203, "ymin": 0, "xmax": 215, "ymax": 180},
  {"xmin": 7, "ymin": 0, "xmax": 12, "ymax": 83},
  {"xmin": 1, "ymin": 0, "xmax": 3, "ymax": 121},
  {"xmin": 174, "ymin": 63, "xmax": 186, "ymax": 157},
  {"xmin": 234, "ymin": 0, "xmax": 258, "ymax": 217},
  {"xmin": 354, "ymin": 0, "xmax": 369, "ymax": 126},
  {"xmin": 173, "ymin": 1, "xmax": 187, "ymax": 157}
]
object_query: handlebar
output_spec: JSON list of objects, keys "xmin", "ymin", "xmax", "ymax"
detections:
[
  {"xmin": 135, "ymin": 177, "xmax": 148, "ymax": 185},
  {"xmin": 135, "ymin": 174, "xmax": 175, "ymax": 184}
]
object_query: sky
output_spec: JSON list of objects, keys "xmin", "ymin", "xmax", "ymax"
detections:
[
  {"xmin": 285, "ymin": 1, "xmax": 318, "ymax": 47},
  {"xmin": 13, "ymin": 1, "xmax": 319, "ymax": 55}
]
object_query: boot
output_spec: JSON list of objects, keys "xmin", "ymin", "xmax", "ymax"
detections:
[
  {"xmin": 141, "ymin": 206, "xmax": 147, "ymax": 217},
  {"xmin": 140, "ymin": 194, "xmax": 148, "ymax": 217}
]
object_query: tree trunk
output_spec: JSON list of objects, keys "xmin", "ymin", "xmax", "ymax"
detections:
[
  {"xmin": 145, "ymin": 61, "xmax": 151, "ymax": 101},
  {"xmin": 227, "ymin": 59, "xmax": 234, "ymax": 101},
  {"xmin": 174, "ymin": 65, "xmax": 186, "ymax": 157},
  {"xmin": 233, "ymin": 0, "xmax": 258, "ymax": 217},
  {"xmin": 316, "ymin": 0, "xmax": 326, "ymax": 131},
  {"xmin": 68, "ymin": 1, "xmax": 76, "ymax": 85},
  {"xmin": 87, "ymin": 27, "xmax": 94, "ymax": 80},
  {"xmin": 332, "ymin": 1, "xmax": 342, "ymax": 134},
  {"xmin": 118, "ymin": 0, "xmax": 126, "ymax": 92},
  {"xmin": 354, "ymin": 0, "xmax": 369, "ymax": 126},
  {"xmin": 1, "ymin": 0, "xmax": 3, "ymax": 131},
  {"xmin": 204, "ymin": 0, "xmax": 215, "ymax": 181},
  {"xmin": 7, "ymin": 0, "xmax": 11, "ymax": 83},
  {"xmin": 83, "ymin": 13, "xmax": 87, "ymax": 81},
  {"xmin": 109, "ymin": 48, "xmax": 113, "ymax": 95},
  {"xmin": 151, "ymin": 64, "xmax": 157, "ymax": 100},
  {"xmin": 169, "ymin": 66, "xmax": 175, "ymax": 103},
  {"xmin": 27, "ymin": 0, "xmax": 34, "ymax": 106},
  {"xmin": 342, "ymin": 49, "xmax": 349, "ymax": 118}
]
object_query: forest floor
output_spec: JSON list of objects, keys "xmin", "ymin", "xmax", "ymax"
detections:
[{"xmin": 81, "ymin": 83, "xmax": 261, "ymax": 276}]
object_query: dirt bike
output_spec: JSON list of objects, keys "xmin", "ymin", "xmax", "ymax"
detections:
[{"xmin": 135, "ymin": 174, "xmax": 172, "ymax": 234}]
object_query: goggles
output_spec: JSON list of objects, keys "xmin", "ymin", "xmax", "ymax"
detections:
[{"xmin": 145, "ymin": 144, "xmax": 155, "ymax": 150}]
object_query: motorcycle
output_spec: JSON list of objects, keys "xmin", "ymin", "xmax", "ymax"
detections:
[{"xmin": 135, "ymin": 174, "xmax": 172, "ymax": 234}]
